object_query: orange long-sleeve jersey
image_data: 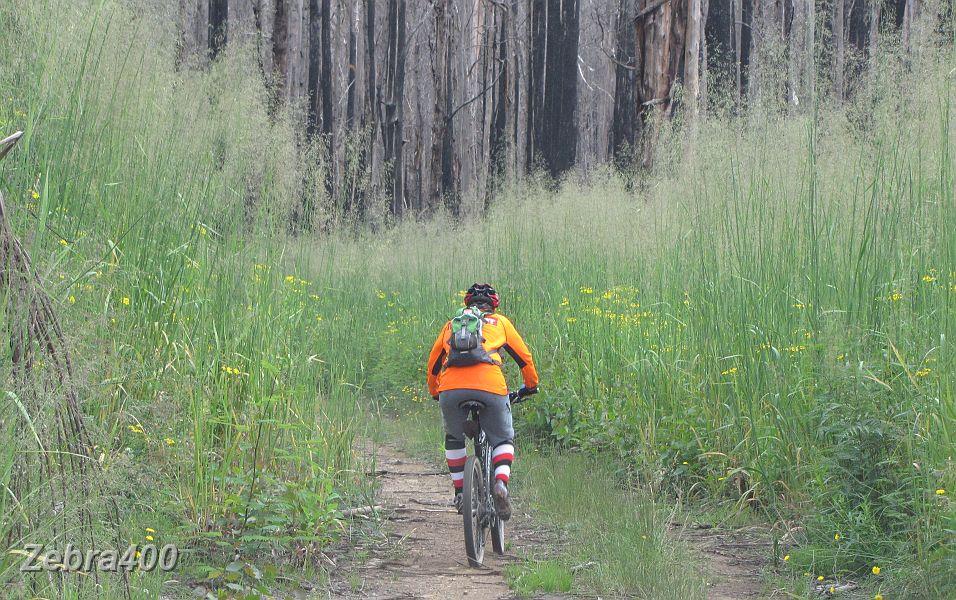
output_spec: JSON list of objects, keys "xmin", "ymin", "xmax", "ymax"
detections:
[{"xmin": 427, "ymin": 312, "xmax": 539, "ymax": 397}]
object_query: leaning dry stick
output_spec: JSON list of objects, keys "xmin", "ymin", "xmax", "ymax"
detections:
[
  {"xmin": 0, "ymin": 131, "xmax": 23, "ymax": 161},
  {"xmin": 1, "ymin": 130, "xmax": 129, "ymax": 598}
]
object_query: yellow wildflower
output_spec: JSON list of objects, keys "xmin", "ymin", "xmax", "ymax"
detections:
[
  {"xmin": 872, "ymin": 566, "xmax": 881, "ymax": 575},
  {"xmin": 817, "ymin": 575, "xmax": 825, "ymax": 581},
  {"xmin": 566, "ymin": 317, "xmax": 577, "ymax": 323},
  {"xmin": 59, "ymin": 239, "xmax": 68, "ymax": 246},
  {"xmin": 30, "ymin": 189, "xmax": 39, "ymax": 200},
  {"xmin": 285, "ymin": 275, "xmax": 295, "ymax": 283},
  {"xmin": 122, "ymin": 297, "xmax": 130, "ymax": 306},
  {"xmin": 837, "ymin": 353, "xmax": 846, "ymax": 360},
  {"xmin": 145, "ymin": 527, "xmax": 155, "ymax": 533},
  {"xmin": 783, "ymin": 555, "xmax": 790, "ymax": 561},
  {"xmin": 164, "ymin": 438, "xmax": 175, "ymax": 446},
  {"xmin": 834, "ymin": 533, "xmax": 840, "ymax": 541},
  {"xmin": 922, "ymin": 274, "xmax": 936, "ymax": 283},
  {"xmin": 68, "ymin": 295, "xmax": 76, "ymax": 304},
  {"xmin": 936, "ymin": 488, "xmax": 945, "ymax": 495},
  {"xmin": 560, "ymin": 297, "xmax": 570, "ymax": 307},
  {"xmin": 875, "ymin": 595, "xmax": 884, "ymax": 600},
  {"xmin": 579, "ymin": 286, "xmax": 593, "ymax": 295},
  {"xmin": 377, "ymin": 290, "xmax": 386, "ymax": 300},
  {"xmin": 721, "ymin": 367, "xmax": 738, "ymax": 376},
  {"xmin": 888, "ymin": 290, "xmax": 903, "ymax": 302},
  {"xmin": 145, "ymin": 535, "xmax": 154, "ymax": 542},
  {"xmin": 915, "ymin": 367, "xmax": 931, "ymax": 377}
]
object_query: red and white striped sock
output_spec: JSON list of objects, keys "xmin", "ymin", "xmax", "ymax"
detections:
[
  {"xmin": 445, "ymin": 435, "xmax": 466, "ymax": 492},
  {"xmin": 491, "ymin": 442, "xmax": 514, "ymax": 484}
]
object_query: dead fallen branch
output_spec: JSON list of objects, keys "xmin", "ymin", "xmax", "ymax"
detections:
[{"xmin": 341, "ymin": 505, "xmax": 384, "ymax": 518}]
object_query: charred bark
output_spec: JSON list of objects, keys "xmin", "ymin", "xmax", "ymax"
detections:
[
  {"xmin": 429, "ymin": 0, "xmax": 456, "ymax": 213},
  {"xmin": 209, "ymin": 0, "xmax": 228, "ymax": 58},
  {"xmin": 308, "ymin": 0, "xmax": 321, "ymax": 136},
  {"xmin": 273, "ymin": 0, "xmax": 290, "ymax": 101},
  {"xmin": 488, "ymin": 4, "xmax": 509, "ymax": 193},
  {"xmin": 528, "ymin": 0, "xmax": 580, "ymax": 179},
  {"xmin": 611, "ymin": 0, "xmax": 638, "ymax": 163},
  {"xmin": 383, "ymin": 0, "xmax": 407, "ymax": 215},
  {"xmin": 834, "ymin": 0, "xmax": 846, "ymax": 101}
]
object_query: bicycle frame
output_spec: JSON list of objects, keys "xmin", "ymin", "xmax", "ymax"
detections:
[
  {"xmin": 468, "ymin": 408, "xmax": 494, "ymax": 525},
  {"xmin": 459, "ymin": 388, "xmax": 535, "ymax": 566}
]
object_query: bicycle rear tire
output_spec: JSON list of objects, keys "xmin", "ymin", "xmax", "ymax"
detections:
[
  {"xmin": 462, "ymin": 456, "xmax": 486, "ymax": 566},
  {"xmin": 491, "ymin": 513, "xmax": 505, "ymax": 555}
]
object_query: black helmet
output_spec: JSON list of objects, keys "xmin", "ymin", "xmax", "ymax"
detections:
[{"xmin": 464, "ymin": 283, "xmax": 499, "ymax": 309}]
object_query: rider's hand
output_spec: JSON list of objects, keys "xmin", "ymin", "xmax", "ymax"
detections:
[
  {"xmin": 432, "ymin": 395, "xmax": 440, "ymax": 402},
  {"xmin": 518, "ymin": 385, "xmax": 538, "ymax": 398}
]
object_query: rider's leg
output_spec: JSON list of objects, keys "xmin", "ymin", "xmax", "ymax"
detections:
[
  {"xmin": 437, "ymin": 392, "xmax": 469, "ymax": 494},
  {"xmin": 439, "ymin": 389, "xmax": 516, "ymax": 520},
  {"xmin": 466, "ymin": 392, "xmax": 515, "ymax": 483},
  {"xmin": 481, "ymin": 395, "xmax": 515, "ymax": 521}
]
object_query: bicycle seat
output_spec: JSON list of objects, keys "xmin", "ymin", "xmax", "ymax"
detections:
[{"xmin": 458, "ymin": 400, "xmax": 487, "ymax": 410}]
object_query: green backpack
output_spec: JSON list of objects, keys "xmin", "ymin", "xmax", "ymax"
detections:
[{"xmin": 446, "ymin": 306, "xmax": 499, "ymax": 367}]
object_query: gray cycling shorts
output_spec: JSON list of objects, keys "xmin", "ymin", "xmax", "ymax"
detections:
[{"xmin": 439, "ymin": 389, "xmax": 514, "ymax": 447}]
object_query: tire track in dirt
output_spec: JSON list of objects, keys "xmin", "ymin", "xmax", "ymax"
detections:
[{"xmin": 335, "ymin": 443, "xmax": 551, "ymax": 600}]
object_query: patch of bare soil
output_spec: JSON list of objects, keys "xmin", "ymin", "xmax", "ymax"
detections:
[
  {"xmin": 330, "ymin": 443, "xmax": 554, "ymax": 600},
  {"xmin": 679, "ymin": 523, "xmax": 773, "ymax": 600}
]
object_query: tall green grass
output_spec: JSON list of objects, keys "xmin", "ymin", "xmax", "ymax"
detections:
[{"xmin": 1, "ymin": 1, "xmax": 358, "ymax": 597}]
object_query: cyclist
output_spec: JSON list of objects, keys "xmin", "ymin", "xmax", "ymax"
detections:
[{"xmin": 426, "ymin": 283, "xmax": 539, "ymax": 521}]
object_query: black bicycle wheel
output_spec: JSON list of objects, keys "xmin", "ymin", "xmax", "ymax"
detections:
[
  {"xmin": 462, "ymin": 456, "xmax": 486, "ymax": 566},
  {"xmin": 491, "ymin": 512, "xmax": 505, "ymax": 554}
]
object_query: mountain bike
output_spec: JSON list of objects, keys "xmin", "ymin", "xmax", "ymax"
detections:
[{"xmin": 459, "ymin": 387, "xmax": 537, "ymax": 567}]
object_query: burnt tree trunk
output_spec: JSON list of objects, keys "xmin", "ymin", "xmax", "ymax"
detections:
[
  {"xmin": 273, "ymin": 0, "xmax": 290, "ymax": 102},
  {"xmin": 487, "ymin": 3, "xmax": 510, "ymax": 201},
  {"xmin": 528, "ymin": 0, "xmax": 580, "ymax": 178},
  {"xmin": 320, "ymin": 0, "xmax": 333, "ymax": 136},
  {"xmin": 699, "ymin": 0, "xmax": 709, "ymax": 109},
  {"xmin": 833, "ymin": 0, "xmax": 846, "ymax": 101},
  {"xmin": 734, "ymin": 0, "xmax": 743, "ymax": 97},
  {"xmin": 635, "ymin": 0, "xmax": 687, "ymax": 167},
  {"xmin": 611, "ymin": 0, "xmax": 638, "ymax": 163},
  {"xmin": 788, "ymin": 0, "xmax": 806, "ymax": 107},
  {"xmin": 209, "ymin": 0, "xmax": 229, "ymax": 58},
  {"xmin": 902, "ymin": 0, "xmax": 919, "ymax": 52},
  {"xmin": 429, "ymin": 0, "xmax": 456, "ymax": 213},
  {"xmin": 685, "ymin": 0, "xmax": 702, "ymax": 117},
  {"xmin": 527, "ymin": 0, "xmax": 546, "ymax": 173},
  {"xmin": 383, "ymin": 0, "xmax": 407, "ymax": 215},
  {"xmin": 308, "ymin": 0, "xmax": 321, "ymax": 136}
]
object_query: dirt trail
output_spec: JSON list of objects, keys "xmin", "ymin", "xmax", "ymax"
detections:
[
  {"xmin": 334, "ymin": 442, "xmax": 770, "ymax": 600},
  {"xmin": 335, "ymin": 443, "xmax": 541, "ymax": 600},
  {"xmin": 682, "ymin": 524, "xmax": 771, "ymax": 599}
]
